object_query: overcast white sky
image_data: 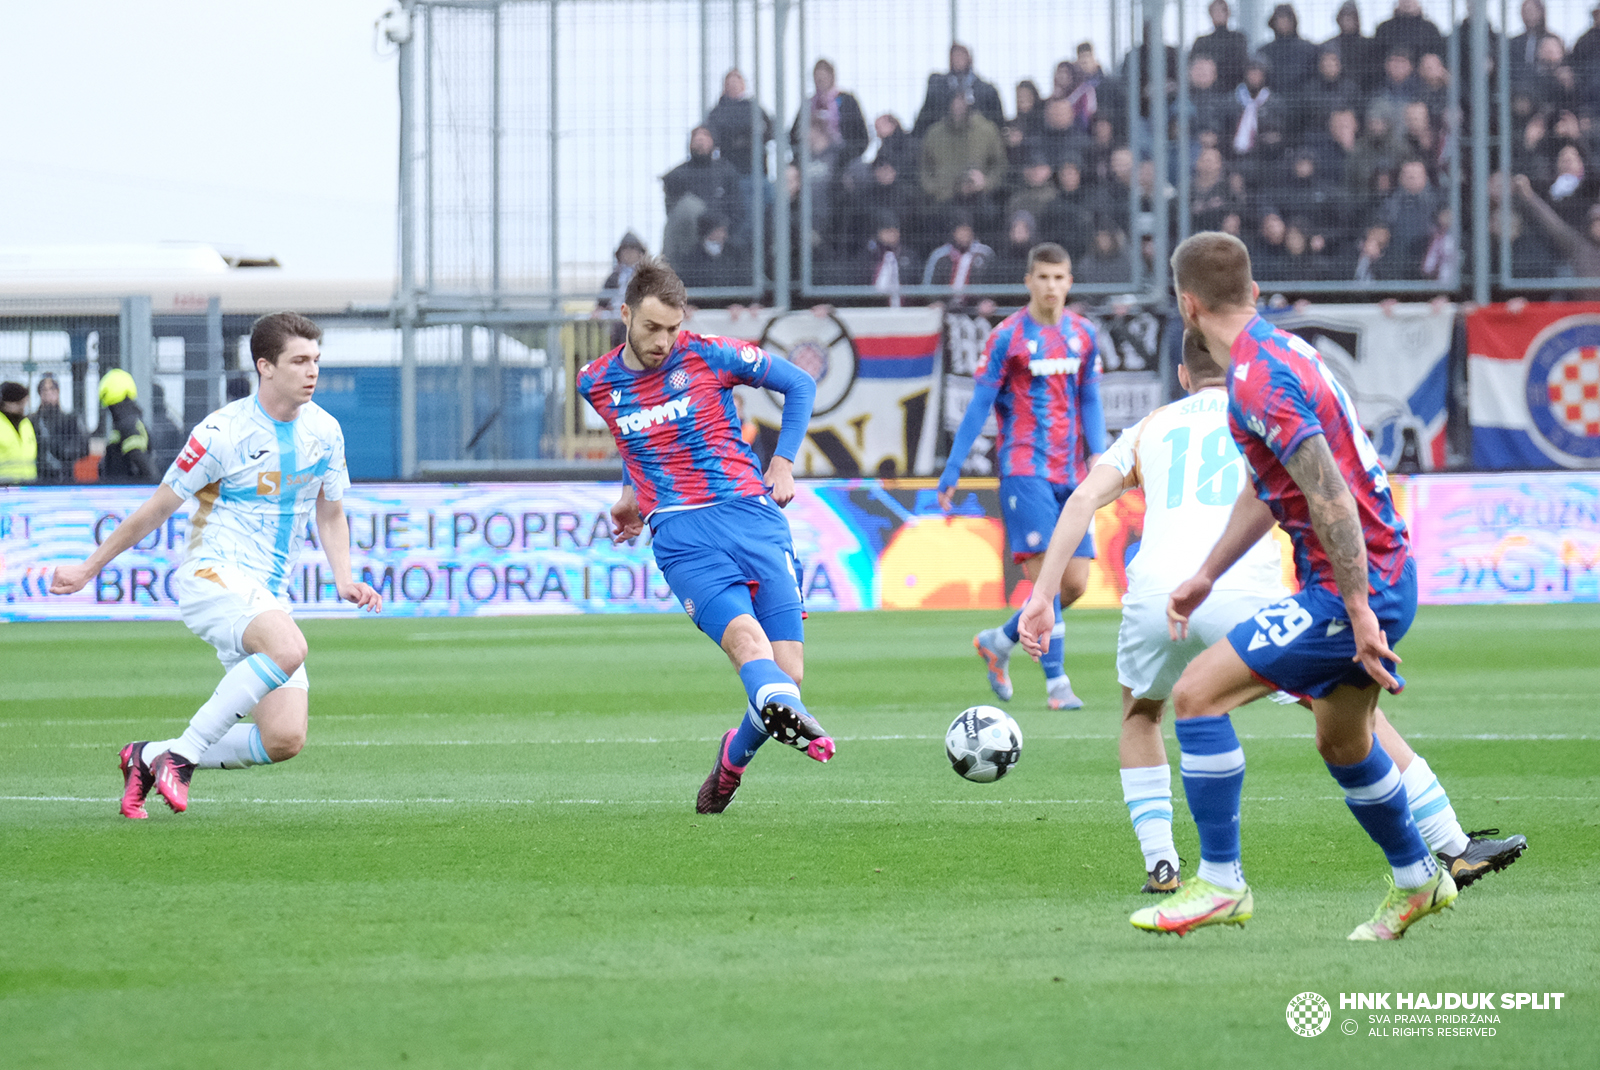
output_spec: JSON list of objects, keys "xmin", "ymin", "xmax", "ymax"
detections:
[
  {"xmin": 0, "ymin": 0, "xmax": 398, "ymax": 279},
  {"xmin": 0, "ymin": 1, "xmax": 1572, "ymax": 287}
]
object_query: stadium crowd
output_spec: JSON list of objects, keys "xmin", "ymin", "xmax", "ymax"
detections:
[{"xmin": 630, "ymin": 0, "xmax": 1600, "ymax": 301}]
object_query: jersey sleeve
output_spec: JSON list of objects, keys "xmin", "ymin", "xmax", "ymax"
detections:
[
  {"xmin": 699, "ymin": 335, "xmax": 773, "ymax": 388},
  {"xmin": 1099, "ymin": 416, "xmax": 1145, "ymax": 484},
  {"xmin": 972, "ymin": 322, "xmax": 1011, "ymax": 391},
  {"xmin": 1235, "ymin": 360, "xmax": 1325, "ymax": 466},
  {"xmin": 321, "ymin": 425, "xmax": 351, "ymax": 501},
  {"xmin": 161, "ymin": 419, "xmax": 228, "ymax": 500}
]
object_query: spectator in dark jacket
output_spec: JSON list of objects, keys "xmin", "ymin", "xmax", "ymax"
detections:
[
  {"xmin": 791, "ymin": 59, "xmax": 870, "ymax": 172},
  {"xmin": 1299, "ymin": 46, "xmax": 1361, "ymax": 135},
  {"xmin": 914, "ymin": 43, "xmax": 1004, "ymax": 136},
  {"xmin": 30, "ymin": 374, "xmax": 87, "ymax": 484},
  {"xmin": 705, "ymin": 69, "xmax": 772, "ymax": 178},
  {"xmin": 922, "ymin": 214, "xmax": 995, "ymax": 296},
  {"xmin": 1260, "ymin": 4, "xmax": 1320, "ymax": 94},
  {"xmin": 1043, "ymin": 154, "xmax": 1096, "ymax": 258},
  {"xmin": 1327, "ymin": 1, "xmax": 1381, "ymax": 91},
  {"xmin": 662, "ymin": 126, "xmax": 744, "ymax": 263},
  {"xmin": 1571, "ymin": 5, "xmax": 1600, "ymax": 69},
  {"xmin": 1379, "ymin": 157, "xmax": 1440, "ymax": 270},
  {"xmin": 677, "ymin": 213, "xmax": 753, "ymax": 296},
  {"xmin": 1192, "ymin": 0, "xmax": 1249, "ymax": 93},
  {"xmin": 1073, "ymin": 223, "xmax": 1133, "ymax": 285},
  {"xmin": 872, "ymin": 113, "xmax": 919, "ymax": 176},
  {"xmin": 1228, "ymin": 57, "xmax": 1289, "ymax": 176},
  {"xmin": 1035, "ymin": 97, "xmax": 1088, "ymax": 167},
  {"xmin": 989, "ymin": 210, "xmax": 1039, "ymax": 284},
  {"xmin": 1508, "ymin": 0, "xmax": 1552, "ymax": 84},
  {"xmin": 1185, "ymin": 54, "xmax": 1236, "ymax": 150},
  {"xmin": 859, "ymin": 211, "xmax": 921, "ymax": 306},
  {"xmin": 1373, "ymin": 0, "xmax": 1446, "ymax": 64}
]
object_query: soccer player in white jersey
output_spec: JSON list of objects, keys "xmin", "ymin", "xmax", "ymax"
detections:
[
  {"xmin": 52, "ymin": 312, "xmax": 382, "ymax": 818},
  {"xmin": 1016, "ymin": 330, "xmax": 1524, "ymax": 893}
]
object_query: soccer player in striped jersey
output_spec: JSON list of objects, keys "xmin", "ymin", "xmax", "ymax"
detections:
[
  {"xmin": 52, "ymin": 312, "xmax": 383, "ymax": 818},
  {"xmin": 577, "ymin": 258, "xmax": 832, "ymax": 814},
  {"xmin": 938, "ymin": 242, "xmax": 1108, "ymax": 711},
  {"xmin": 1128, "ymin": 232, "xmax": 1463, "ymax": 940},
  {"xmin": 1016, "ymin": 330, "xmax": 1524, "ymax": 896}
]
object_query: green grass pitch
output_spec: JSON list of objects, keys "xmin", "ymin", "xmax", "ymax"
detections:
[{"xmin": 1, "ymin": 604, "xmax": 1596, "ymax": 1069}]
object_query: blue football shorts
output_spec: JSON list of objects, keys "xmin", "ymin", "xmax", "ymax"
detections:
[
  {"xmin": 1227, "ymin": 556, "xmax": 1418, "ymax": 699},
  {"xmin": 649, "ymin": 495, "xmax": 805, "ymax": 646},
  {"xmin": 999, "ymin": 475, "xmax": 1095, "ymax": 562}
]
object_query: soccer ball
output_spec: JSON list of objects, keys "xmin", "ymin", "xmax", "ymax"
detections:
[{"xmin": 945, "ymin": 705, "xmax": 1022, "ymax": 783}]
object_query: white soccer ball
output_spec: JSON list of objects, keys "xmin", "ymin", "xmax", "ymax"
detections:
[{"xmin": 945, "ymin": 705, "xmax": 1023, "ymax": 783}]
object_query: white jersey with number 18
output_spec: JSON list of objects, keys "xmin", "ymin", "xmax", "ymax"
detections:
[
  {"xmin": 1100, "ymin": 387, "xmax": 1284, "ymax": 602},
  {"xmin": 162, "ymin": 396, "xmax": 351, "ymax": 598}
]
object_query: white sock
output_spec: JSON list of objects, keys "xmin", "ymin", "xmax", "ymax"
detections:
[
  {"xmin": 988, "ymin": 628, "xmax": 1016, "ymax": 653},
  {"xmin": 142, "ymin": 738, "xmax": 179, "ymax": 766},
  {"xmin": 171, "ymin": 654, "xmax": 289, "ymax": 763},
  {"xmin": 1197, "ymin": 858, "xmax": 1246, "ymax": 891},
  {"xmin": 1120, "ymin": 765, "xmax": 1178, "ymax": 870},
  {"xmin": 1399, "ymin": 756, "xmax": 1470, "ymax": 857},
  {"xmin": 1393, "ymin": 855, "xmax": 1440, "ymax": 888},
  {"xmin": 197, "ymin": 724, "xmax": 274, "ymax": 769}
]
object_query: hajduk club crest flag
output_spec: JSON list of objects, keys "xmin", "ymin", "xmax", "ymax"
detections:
[{"xmin": 1468, "ymin": 302, "xmax": 1600, "ymax": 469}]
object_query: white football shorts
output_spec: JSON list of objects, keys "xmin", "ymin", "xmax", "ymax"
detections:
[
  {"xmin": 176, "ymin": 560, "xmax": 309, "ymax": 690},
  {"xmin": 1117, "ymin": 586, "xmax": 1288, "ymax": 701}
]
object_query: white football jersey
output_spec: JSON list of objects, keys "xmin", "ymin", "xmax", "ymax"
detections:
[
  {"xmin": 162, "ymin": 396, "xmax": 351, "ymax": 597},
  {"xmin": 1100, "ymin": 387, "xmax": 1284, "ymax": 601}
]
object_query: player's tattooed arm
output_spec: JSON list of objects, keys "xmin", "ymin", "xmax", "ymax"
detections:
[
  {"xmin": 1282, "ymin": 433, "xmax": 1367, "ymax": 607},
  {"xmin": 1283, "ymin": 432, "xmax": 1400, "ymax": 689}
]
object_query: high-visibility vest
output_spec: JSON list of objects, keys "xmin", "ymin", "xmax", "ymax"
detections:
[{"xmin": 0, "ymin": 415, "xmax": 38, "ymax": 482}]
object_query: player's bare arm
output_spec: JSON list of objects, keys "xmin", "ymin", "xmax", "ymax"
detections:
[
  {"xmin": 1018, "ymin": 463, "xmax": 1125, "ymax": 657},
  {"xmin": 610, "ymin": 483, "xmax": 644, "ymax": 542},
  {"xmin": 1281, "ymin": 431, "xmax": 1400, "ymax": 689},
  {"xmin": 1166, "ymin": 487, "xmax": 1276, "ymax": 640},
  {"xmin": 50, "ymin": 484, "xmax": 186, "ymax": 595},
  {"xmin": 315, "ymin": 491, "xmax": 382, "ymax": 613}
]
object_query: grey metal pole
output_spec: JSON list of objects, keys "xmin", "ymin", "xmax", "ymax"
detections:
[
  {"xmin": 950, "ymin": 0, "xmax": 958, "ymax": 43},
  {"xmin": 1237, "ymin": 0, "xmax": 1264, "ymax": 50},
  {"xmin": 1470, "ymin": 0, "xmax": 1489, "ymax": 304},
  {"xmin": 206, "ymin": 296, "xmax": 224, "ymax": 413},
  {"xmin": 1147, "ymin": 0, "xmax": 1169, "ymax": 298},
  {"xmin": 699, "ymin": 0, "xmax": 709, "ymax": 118},
  {"xmin": 549, "ymin": 0, "xmax": 560, "ymax": 305},
  {"xmin": 798, "ymin": 0, "xmax": 811, "ymax": 295},
  {"xmin": 1176, "ymin": 0, "xmax": 1191, "ymax": 242},
  {"xmin": 1128, "ymin": 4, "xmax": 1143, "ymax": 292},
  {"xmin": 1497, "ymin": 0, "xmax": 1511, "ymax": 289},
  {"xmin": 750, "ymin": 0, "xmax": 765, "ymax": 295},
  {"xmin": 492, "ymin": 2, "xmax": 502, "ymax": 299},
  {"xmin": 119, "ymin": 296, "xmax": 153, "ymax": 425},
  {"xmin": 398, "ymin": 0, "xmax": 419, "ymax": 479},
  {"xmin": 459, "ymin": 323, "xmax": 475, "ymax": 459},
  {"xmin": 732, "ymin": 0, "xmax": 741, "ymax": 70},
  {"xmin": 773, "ymin": 0, "xmax": 791, "ymax": 311},
  {"xmin": 424, "ymin": 3, "xmax": 435, "ymax": 291},
  {"xmin": 1447, "ymin": 0, "xmax": 1462, "ymax": 293}
]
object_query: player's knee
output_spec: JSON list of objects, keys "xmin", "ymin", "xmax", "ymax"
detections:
[
  {"xmin": 263, "ymin": 727, "xmax": 305, "ymax": 762},
  {"xmin": 266, "ymin": 635, "xmax": 308, "ymax": 676},
  {"xmin": 1169, "ymin": 674, "xmax": 1209, "ymax": 720},
  {"xmin": 1314, "ymin": 728, "xmax": 1370, "ymax": 767},
  {"xmin": 1058, "ymin": 573, "xmax": 1088, "ymax": 606}
]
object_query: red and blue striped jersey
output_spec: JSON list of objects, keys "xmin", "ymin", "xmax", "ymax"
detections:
[
  {"xmin": 974, "ymin": 308, "xmax": 1103, "ymax": 484},
  {"xmin": 578, "ymin": 332, "xmax": 773, "ymax": 518},
  {"xmin": 1227, "ymin": 315, "xmax": 1410, "ymax": 594}
]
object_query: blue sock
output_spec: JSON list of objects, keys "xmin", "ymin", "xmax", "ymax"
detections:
[
  {"xmin": 736, "ymin": 659, "xmax": 807, "ymax": 718},
  {"xmin": 1000, "ymin": 609, "xmax": 1022, "ymax": 644},
  {"xmin": 725, "ymin": 703, "xmax": 768, "ymax": 768},
  {"xmin": 1175, "ymin": 715, "xmax": 1247, "ymax": 888},
  {"xmin": 1327, "ymin": 736, "xmax": 1436, "ymax": 886},
  {"xmin": 1040, "ymin": 596, "xmax": 1065, "ymax": 680}
]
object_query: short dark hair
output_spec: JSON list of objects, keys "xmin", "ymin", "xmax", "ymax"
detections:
[
  {"xmin": 1026, "ymin": 242, "xmax": 1071, "ymax": 274},
  {"xmin": 0, "ymin": 381, "xmax": 27, "ymax": 405},
  {"xmin": 624, "ymin": 256, "xmax": 688, "ymax": 310},
  {"xmin": 1182, "ymin": 328, "xmax": 1227, "ymax": 381},
  {"xmin": 1171, "ymin": 232, "xmax": 1254, "ymax": 311},
  {"xmin": 250, "ymin": 311, "xmax": 322, "ymax": 375}
]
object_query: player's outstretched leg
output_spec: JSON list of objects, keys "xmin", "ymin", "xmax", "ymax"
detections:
[
  {"xmin": 974, "ymin": 625, "xmax": 1015, "ymax": 702},
  {"xmin": 117, "ymin": 741, "xmax": 155, "ymax": 820},
  {"xmin": 1324, "ymin": 730, "xmax": 1457, "ymax": 940},
  {"xmin": 1131, "ymin": 712, "xmax": 1251, "ymax": 934},
  {"xmin": 146, "ymin": 651, "xmax": 292, "ymax": 812},
  {"xmin": 193, "ymin": 723, "xmax": 276, "ymax": 769},
  {"xmin": 737, "ymin": 659, "xmax": 833, "ymax": 762}
]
